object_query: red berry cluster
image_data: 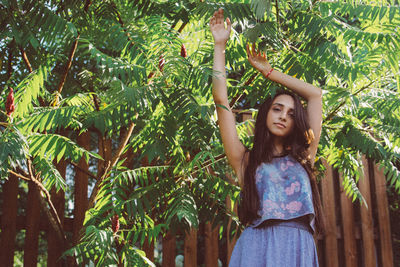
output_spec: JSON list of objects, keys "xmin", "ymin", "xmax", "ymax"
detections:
[
  {"xmin": 157, "ymin": 44, "xmax": 186, "ymax": 74},
  {"xmin": 6, "ymin": 87, "xmax": 15, "ymax": 116},
  {"xmin": 111, "ymin": 214, "xmax": 120, "ymax": 233},
  {"xmin": 181, "ymin": 44, "xmax": 187, "ymax": 58}
]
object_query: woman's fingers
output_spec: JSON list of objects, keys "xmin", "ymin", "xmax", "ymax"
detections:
[
  {"xmin": 216, "ymin": 8, "xmax": 223, "ymax": 24},
  {"xmin": 226, "ymin": 17, "xmax": 231, "ymax": 31},
  {"xmin": 210, "ymin": 8, "xmax": 231, "ymax": 31}
]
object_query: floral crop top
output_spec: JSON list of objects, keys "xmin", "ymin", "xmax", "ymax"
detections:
[{"xmin": 250, "ymin": 155, "xmax": 315, "ymax": 232}]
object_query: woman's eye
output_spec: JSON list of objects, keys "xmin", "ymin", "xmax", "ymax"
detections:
[{"xmin": 273, "ymin": 108, "xmax": 280, "ymax": 111}]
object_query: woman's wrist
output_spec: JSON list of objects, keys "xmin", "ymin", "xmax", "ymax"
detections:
[
  {"xmin": 261, "ymin": 68, "xmax": 275, "ymax": 79},
  {"xmin": 214, "ymin": 41, "xmax": 227, "ymax": 48}
]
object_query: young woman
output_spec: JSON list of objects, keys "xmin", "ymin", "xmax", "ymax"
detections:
[{"xmin": 210, "ymin": 8, "xmax": 325, "ymax": 266}]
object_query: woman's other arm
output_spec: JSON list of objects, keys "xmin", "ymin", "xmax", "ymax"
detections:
[
  {"xmin": 247, "ymin": 44, "xmax": 322, "ymax": 163},
  {"xmin": 210, "ymin": 9, "xmax": 246, "ymax": 184}
]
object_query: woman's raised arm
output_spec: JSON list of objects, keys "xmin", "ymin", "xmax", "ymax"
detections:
[
  {"xmin": 247, "ymin": 44, "xmax": 322, "ymax": 164},
  {"xmin": 210, "ymin": 9, "xmax": 247, "ymax": 183}
]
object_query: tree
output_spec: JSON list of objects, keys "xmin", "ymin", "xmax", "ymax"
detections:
[{"xmin": 0, "ymin": 0, "xmax": 399, "ymax": 266}]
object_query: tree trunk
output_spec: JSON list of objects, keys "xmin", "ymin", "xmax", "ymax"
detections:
[
  {"xmin": 23, "ymin": 182, "xmax": 41, "ymax": 267},
  {"xmin": 0, "ymin": 174, "xmax": 19, "ymax": 266}
]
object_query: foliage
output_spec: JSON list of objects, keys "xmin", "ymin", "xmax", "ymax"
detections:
[{"xmin": 0, "ymin": 0, "xmax": 399, "ymax": 266}]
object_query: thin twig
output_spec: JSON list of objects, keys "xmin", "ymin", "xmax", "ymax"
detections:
[
  {"xmin": 229, "ymin": 73, "xmax": 258, "ymax": 108},
  {"xmin": 190, "ymin": 154, "xmax": 227, "ymax": 176},
  {"xmin": 67, "ymin": 159, "xmax": 98, "ymax": 180},
  {"xmin": 54, "ymin": 34, "xmax": 80, "ymax": 106}
]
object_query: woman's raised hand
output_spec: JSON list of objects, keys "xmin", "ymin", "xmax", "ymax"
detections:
[
  {"xmin": 210, "ymin": 8, "xmax": 231, "ymax": 45},
  {"xmin": 246, "ymin": 43, "xmax": 272, "ymax": 75}
]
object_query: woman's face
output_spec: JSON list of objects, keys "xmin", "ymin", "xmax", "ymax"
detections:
[{"xmin": 266, "ymin": 94, "xmax": 295, "ymax": 137}]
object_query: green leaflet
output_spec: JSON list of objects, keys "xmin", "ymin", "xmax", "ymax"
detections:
[{"xmin": 28, "ymin": 133, "xmax": 101, "ymax": 163}]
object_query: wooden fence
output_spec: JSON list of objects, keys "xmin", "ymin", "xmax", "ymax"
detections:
[
  {"xmin": 146, "ymin": 156, "xmax": 394, "ymax": 267},
  {"xmin": 0, "ymin": 116, "xmax": 395, "ymax": 267}
]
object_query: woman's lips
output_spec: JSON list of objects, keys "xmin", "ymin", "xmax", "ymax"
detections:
[{"xmin": 274, "ymin": 123, "xmax": 286, "ymax": 128}]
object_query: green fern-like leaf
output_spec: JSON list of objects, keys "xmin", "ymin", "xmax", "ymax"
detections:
[{"xmin": 28, "ymin": 133, "xmax": 101, "ymax": 163}]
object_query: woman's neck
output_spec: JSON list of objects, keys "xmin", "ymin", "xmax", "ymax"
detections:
[{"xmin": 272, "ymin": 137, "xmax": 285, "ymax": 156}]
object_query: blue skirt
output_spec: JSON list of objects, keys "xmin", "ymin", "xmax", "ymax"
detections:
[{"xmin": 229, "ymin": 220, "xmax": 319, "ymax": 267}]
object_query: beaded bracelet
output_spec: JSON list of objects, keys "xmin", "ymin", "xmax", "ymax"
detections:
[{"xmin": 264, "ymin": 68, "xmax": 274, "ymax": 78}]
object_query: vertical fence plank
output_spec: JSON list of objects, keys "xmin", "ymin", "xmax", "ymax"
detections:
[
  {"xmin": 339, "ymin": 172, "xmax": 358, "ymax": 267},
  {"xmin": 321, "ymin": 162, "xmax": 339, "ymax": 267},
  {"xmin": 162, "ymin": 231, "xmax": 176, "ymax": 267},
  {"xmin": 23, "ymin": 182, "xmax": 41, "ymax": 266},
  {"xmin": 360, "ymin": 156, "xmax": 377, "ymax": 267},
  {"xmin": 143, "ymin": 237, "xmax": 155, "ymax": 262},
  {"xmin": 73, "ymin": 131, "xmax": 91, "ymax": 247},
  {"xmin": 225, "ymin": 195, "xmax": 237, "ymax": 266},
  {"xmin": 205, "ymin": 222, "xmax": 219, "ymax": 267},
  {"xmin": 47, "ymin": 160, "xmax": 66, "ymax": 267},
  {"xmin": 0, "ymin": 174, "xmax": 19, "ymax": 266},
  {"xmin": 373, "ymin": 163, "xmax": 394, "ymax": 267},
  {"xmin": 184, "ymin": 228, "xmax": 197, "ymax": 267}
]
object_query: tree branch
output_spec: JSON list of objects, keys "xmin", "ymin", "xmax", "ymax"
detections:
[
  {"xmin": 18, "ymin": 43, "xmax": 46, "ymax": 106},
  {"xmin": 324, "ymin": 79, "xmax": 376, "ymax": 122},
  {"xmin": 84, "ymin": 0, "xmax": 93, "ymax": 12},
  {"xmin": 229, "ymin": 72, "xmax": 258, "ymax": 108},
  {"xmin": 8, "ymin": 169, "xmax": 30, "ymax": 181},
  {"xmin": 67, "ymin": 159, "xmax": 98, "ymax": 180},
  {"xmin": 7, "ymin": 40, "xmax": 14, "ymax": 80},
  {"xmin": 275, "ymin": 0, "xmax": 280, "ymax": 32},
  {"xmin": 92, "ymin": 93, "xmax": 101, "ymax": 111},
  {"xmin": 54, "ymin": 34, "xmax": 80, "ymax": 106},
  {"xmin": 27, "ymin": 160, "xmax": 67, "ymax": 242},
  {"xmin": 19, "ymin": 45, "xmax": 33, "ymax": 73},
  {"xmin": 0, "ymin": 122, "xmax": 9, "ymax": 128},
  {"xmin": 190, "ymin": 153, "xmax": 226, "ymax": 176},
  {"xmin": 88, "ymin": 120, "xmax": 136, "ymax": 209},
  {"xmin": 177, "ymin": 21, "xmax": 188, "ymax": 33},
  {"xmin": 112, "ymin": 1, "xmax": 133, "ymax": 43},
  {"xmin": 9, "ymin": 161, "xmax": 67, "ymax": 244}
]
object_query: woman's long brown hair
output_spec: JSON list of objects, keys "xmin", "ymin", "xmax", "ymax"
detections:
[{"xmin": 238, "ymin": 89, "xmax": 326, "ymax": 235}]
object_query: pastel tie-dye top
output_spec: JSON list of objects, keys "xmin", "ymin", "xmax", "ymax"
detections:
[{"xmin": 250, "ymin": 155, "xmax": 315, "ymax": 232}]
